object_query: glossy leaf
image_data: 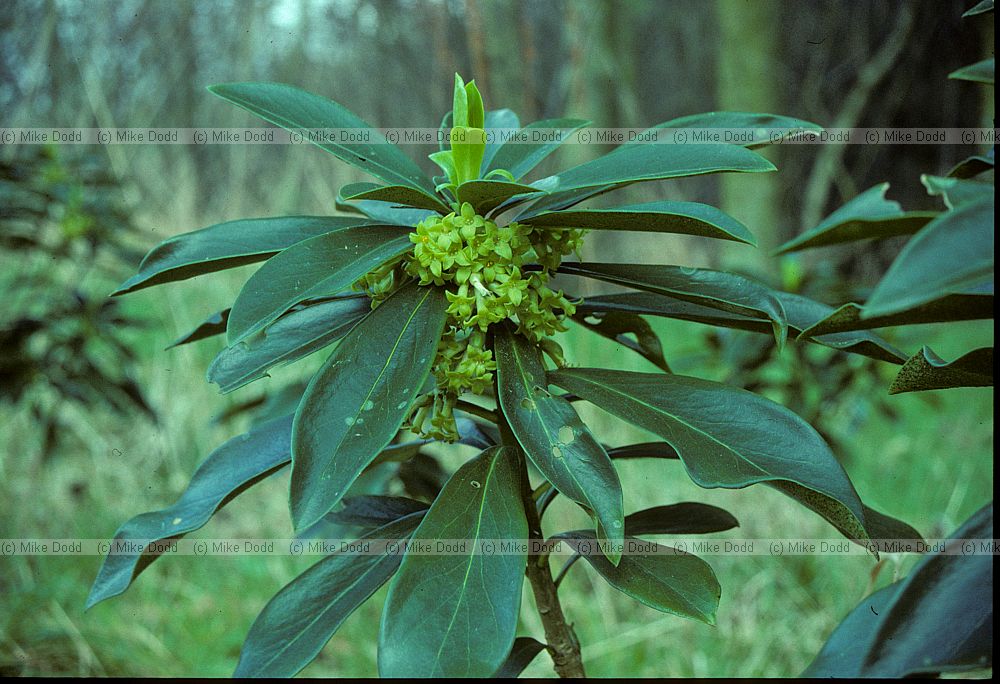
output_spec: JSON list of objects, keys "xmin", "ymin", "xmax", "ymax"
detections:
[
  {"xmin": 226, "ymin": 225, "xmax": 411, "ymax": 344},
  {"xmin": 325, "ymin": 495, "xmax": 429, "ymax": 528},
  {"xmin": 113, "ymin": 216, "xmax": 370, "ymax": 295},
  {"xmin": 804, "ymin": 503, "xmax": 993, "ymax": 677},
  {"xmin": 864, "ymin": 199, "xmax": 994, "ymax": 318},
  {"xmin": 234, "ymin": 514, "xmax": 424, "ymax": 678},
  {"xmin": 336, "ymin": 196, "xmax": 437, "ymax": 226},
  {"xmin": 455, "ymin": 179, "xmax": 542, "ymax": 214},
  {"xmin": 522, "ymin": 200, "xmax": 756, "ymax": 244},
  {"xmin": 531, "ymin": 142, "xmax": 775, "ymax": 195},
  {"xmin": 571, "ymin": 309, "xmax": 672, "ymax": 372},
  {"xmin": 379, "ymin": 446, "xmax": 528, "ymax": 678},
  {"xmin": 889, "ymin": 346, "xmax": 993, "ymax": 394},
  {"xmin": 578, "ymin": 290, "xmax": 907, "ymax": 364},
  {"xmin": 209, "ymin": 82, "xmax": 436, "ymax": 193},
  {"xmin": 493, "ymin": 637, "xmax": 548, "ymax": 678},
  {"xmin": 949, "ymin": 58, "xmax": 994, "ymax": 84},
  {"xmin": 797, "ymin": 295, "xmax": 994, "ymax": 337},
  {"xmin": 290, "ymin": 283, "xmax": 447, "ymax": 530},
  {"xmin": 166, "ymin": 308, "xmax": 229, "ymax": 349},
  {"xmin": 623, "ymin": 503, "xmax": 739, "ymax": 536},
  {"xmin": 559, "ymin": 262, "xmax": 787, "ymax": 346},
  {"xmin": 87, "ymin": 416, "xmax": 293, "ymax": 608},
  {"xmin": 548, "ymin": 368, "xmax": 872, "ymax": 544},
  {"xmin": 947, "ymin": 153, "xmax": 994, "ymax": 179},
  {"xmin": 963, "ymin": 0, "xmax": 994, "ymax": 16},
  {"xmin": 776, "ymin": 184, "xmax": 936, "ymax": 254},
  {"xmin": 495, "ymin": 327, "xmax": 624, "ymax": 562},
  {"xmin": 338, "ymin": 181, "xmax": 449, "ymax": 213},
  {"xmin": 623, "ymin": 111, "xmax": 823, "ymax": 149},
  {"xmin": 481, "ymin": 109, "xmax": 522, "ymax": 169},
  {"xmin": 208, "ymin": 295, "xmax": 370, "ymax": 393},
  {"xmin": 559, "ymin": 531, "xmax": 721, "ymax": 624},
  {"xmin": 485, "ymin": 118, "xmax": 590, "ymax": 180}
]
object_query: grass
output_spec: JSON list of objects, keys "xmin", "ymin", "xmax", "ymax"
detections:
[{"xmin": 1, "ymin": 222, "xmax": 993, "ymax": 678}]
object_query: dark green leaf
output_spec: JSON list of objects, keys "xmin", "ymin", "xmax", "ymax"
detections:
[
  {"xmin": 578, "ymin": 291, "xmax": 907, "ymax": 363},
  {"xmin": 338, "ymin": 181, "xmax": 448, "ymax": 213},
  {"xmin": 209, "ymin": 82, "xmax": 436, "ymax": 193},
  {"xmin": 379, "ymin": 446, "xmax": 528, "ymax": 678},
  {"xmin": 947, "ymin": 153, "xmax": 994, "ymax": 179},
  {"xmin": 481, "ymin": 109, "xmax": 522, "ymax": 170},
  {"xmin": 624, "ymin": 503, "xmax": 739, "ymax": 536},
  {"xmin": 949, "ymin": 58, "xmax": 994, "ymax": 84},
  {"xmin": 776, "ymin": 184, "xmax": 936, "ymax": 254},
  {"xmin": 495, "ymin": 327, "xmax": 624, "ymax": 562},
  {"xmin": 531, "ymin": 143, "xmax": 775, "ymax": 195},
  {"xmin": 87, "ymin": 416, "xmax": 293, "ymax": 608},
  {"xmin": 571, "ymin": 309, "xmax": 672, "ymax": 372},
  {"xmin": 325, "ymin": 495, "xmax": 429, "ymax": 528},
  {"xmin": 335, "ymin": 197, "xmax": 437, "ymax": 226},
  {"xmin": 485, "ymin": 118, "xmax": 590, "ymax": 179},
  {"xmin": 559, "ymin": 531, "xmax": 721, "ymax": 624},
  {"xmin": 113, "ymin": 216, "xmax": 370, "ymax": 295},
  {"xmin": 862, "ymin": 507, "xmax": 924, "ymax": 547},
  {"xmin": 455, "ymin": 179, "xmax": 542, "ymax": 214},
  {"xmin": 623, "ymin": 111, "xmax": 823, "ymax": 149},
  {"xmin": 226, "ymin": 225, "xmax": 411, "ymax": 344},
  {"xmin": 290, "ymin": 283, "xmax": 447, "ymax": 530},
  {"xmin": 865, "ymin": 199, "xmax": 994, "ymax": 318},
  {"xmin": 560, "ymin": 262, "xmax": 788, "ymax": 346},
  {"xmin": 166, "ymin": 309, "xmax": 229, "ymax": 349},
  {"xmin": 548, "ymin": 369, "xmax": 873, "ymax": 545},
  {"xmin": 889, "ymin": 346, "xmax": 993, "ymax": 394},
  {"xmin": 208, "ymin": 295, "xmax": 370, "ymax": 393},
  {"xmin": 797, "ymin": 295, "xmax": 994, "ymax": 337},
  {"xmin": 608, "ymin": 441, "xmax": 681, "ymax": 461},
  {"xmin": 921, "ymin": 174, "xmax": 995, "ymax": 209},
  {"xmin": 234, "ymin": 514, "xmax": 424, "ymax": 677},
  {"xmin": 522, "ymin": 200, "xmax": 756, "ymax": 245},
  {"xmin": 804, "ymin": 503, "xmax": 993, "ymax": 677},
  {"xmin": 493, "ymin": 637, "xmax": 547, "ymax": 678}
]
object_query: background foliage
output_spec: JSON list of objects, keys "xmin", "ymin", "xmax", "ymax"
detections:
[{"xmin": 0, "ymin": 0, "xmax": 993, "ymax": 677}]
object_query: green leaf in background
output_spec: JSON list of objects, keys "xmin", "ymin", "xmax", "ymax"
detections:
[
  {"xmin": 290, "ymin": 282, "xmax": 447, "ymax": 531},
  {"xmin": 864, "ymin": 198, "xmax": 994, "ymax": 318},
  {"xmin": 559, "ymin": 262, "xmax": 788, "ymax": 346},
  {"xmin": 796, "ymin": 295, "xmax": 994, "ymax": 337},
  {"xmin": 337, "ymin": 181, "xmax": 450, "ymax": 213},
  {"xmin": 521, "ymin": 200, "xmax": 756, "ymax": 245},
  {"xmin": 234, "ymin": 514, "xmax": 425, "ymax": 678},
  {"xmin": 622, "ymin": 503, "xmax": 740, "ymax": 536},
  {"xmin": 775, "ymin": 184, "xmax": 936, "ymax": 254},
  {"xmin": 324, "ymin": 495, "xmax": 429, "ymax": 529},
  {"xmin": 921, "ymin": 174, "xmax": 995, "ymax": 209},
  {"xmin": 570, "ymin": 308, "xmax": 672, "ymax": 372},
  {"xmin": 947, "ymin": 152, "xmax": 995, "ymax": 179},
  {"xmin": 531, "ymin": 142, "xmax": 775, "ymax": 194},
  {"xmin": 622, "ymin": 111, "xmax": 823, "ymax": 149},
  {"xmin": 889, "ymin": 346, "xmax": 993, "ymax": 394},
  {"xmin": 485, "ymin": 118, "xmax": 590, "ymax": 180},
  {"xmin": 558, "ymin": 531, "xmax": 721, "ymax": 624},
  {"xmin": 86, "ymin": 415, "xmax": 293, "ymax": 608},
  {"xmin": 208, "ymin": 295, "xmax": 371, "ymax": 393},
  {"xmin": 378, "ymin": 446, "xmax": 528, "ymax": 678},
  {"xmin": 803, "ymin": 503, "xmax": 992, "ymax": 677},
  {"xmin": 493, "ymin": 637, "xmax": 548, "ymax": 678},
  {"xmin": 112, "ymin": 216, "xmax": 371, "ymax": 295},
  {"xmin": 548, "ymin": 369, "xmax": 872, "ymax": 544},
  {"xmin": 455, "ymin": 179, "xmax": 542, "ymax": 214},
  {"xmin": 208, "ymin": 82, "xmax": 437, "ymax": 194},
  {"xmin": 166, "ymin": 308, "xmax": 229, "ymax": 349},
  {"xmin": 226, "ymin": 225, "xmax": 411, "ymax": 344},
  {"xmin": 495, "ymin": 327, "xmax": 624, "ymax": 563},
  {"xmin": 949, "ymin": 57, "xmax": 995, "ymax": 84}
]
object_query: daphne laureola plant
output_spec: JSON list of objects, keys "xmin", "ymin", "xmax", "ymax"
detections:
[{"xmin": 89, "ymin": 66, "xmax": 987, "ymax": 678}]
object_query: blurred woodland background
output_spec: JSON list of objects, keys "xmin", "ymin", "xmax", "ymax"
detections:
[{"xmin": 0, "ymin": 0, "xmax": 994, "ymax": 677}]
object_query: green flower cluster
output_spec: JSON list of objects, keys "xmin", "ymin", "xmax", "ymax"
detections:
[{"xmin": 356, "ymin": 202, "xmax": 584, "ymax": 441}]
